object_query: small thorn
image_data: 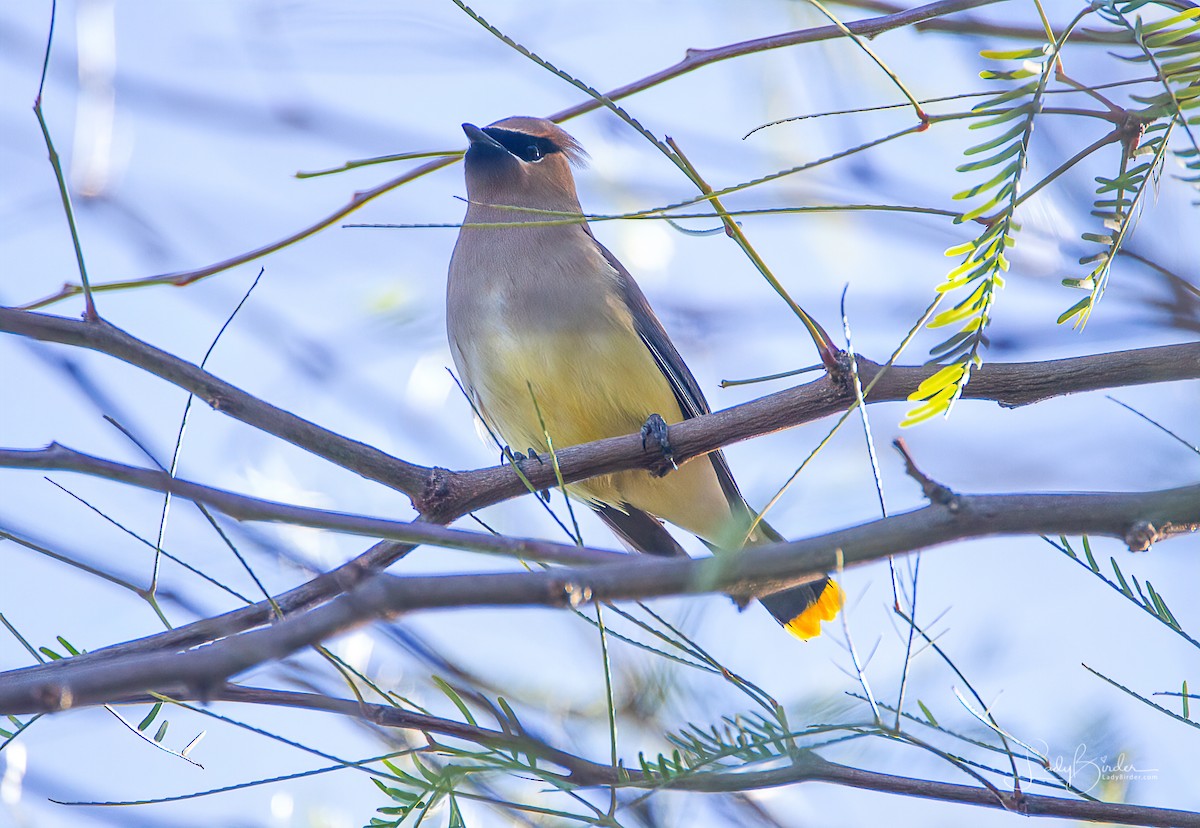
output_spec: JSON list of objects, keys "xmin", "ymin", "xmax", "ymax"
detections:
[{"xmin": 893, "ymin": 438, "xmax": 958, "ymax": 508}]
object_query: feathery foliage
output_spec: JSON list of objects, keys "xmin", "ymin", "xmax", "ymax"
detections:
[
  {"xmin": 1061, "ymin": 3, "xmax": 1200, "ymax": 326},
  {"xmin": 904, "ymin": 42, "xmax": 1058, "ymax": 426},
  {"xmin": 909, "ymin": 1, "xmax": 1200, "ymax": 424}
]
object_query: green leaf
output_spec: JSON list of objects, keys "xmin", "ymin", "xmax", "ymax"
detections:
[
  {"xmin": 979, "ymin": 81, "xmax": 1041, "ymax": 108},
  {"xmin": 383, "ymin": 758, "xmax": 424, "ymax": 788},
  {"xmin": 137, "ymin": 701, "xmax": 162, "ymax": 732},
  {"xmin": 964, "ymin": 121, "xmax": 1030, "ymax": 156},
  {"xmin": 373, "ymin": 777, "xmax": 418, "ymax": 802},
  {"xmin": 431, "ymin": 677, "xmax": 477, "ymax": 727},
  {"xmin": 1138, "ymin": 7, "xmax": 1200, "ymax": 37},
  {"xmin": 153, "ymin": 721, "xmax": 169, "ymax": 743},
  {"xmin": 917, "ymin": 699, "xmax": 939, "ymax": 726},
  {"xmin": 1061, "ymin": 277, "xmax": 1096, "ymax": 291},
  {"xmin": 958, "ymin": 182, "xmax": 1016, "ymax": 221},
  {"xmin": 944, "ymin": 239, "xmax": 977, "ymax": 257},
  {"xmin": 1078, "ymin": 250, "xmax": 1110, "ymax": 266},
  {"xmin": 1056, "ymin": 296, "xmax": 1093, "ymax": 326},
  {"xmin": 1146, "ymin": 581, "xmax": 1179, "ymax": 628},
  {"xmin": 1147, "ymin": 23, "xmax": 1200, "ymax": 49},
  {"xmin": 980, "ymin": 68, "xmax": 1039, "ymax": 81},
  {"xmin": 1082, "ymin": 536, "xmax": 1099, "ymax": 573},
  {"xmin": 411, "ymin": 755, "xmax": 440, "ymax": 785},
  {"xmin": 953, "ymin": 161, "xmax": 1020, "ymax": 201},
  {"xmin": 969, "ymin": 103, "xmax": 1035, "ymax": 130},
  {"xmin": 956, "ymin": 140, "xmax": 1024, "ymax": 172},
  {"xmin": 495, "ymin": 696, "xmax": 520, "ymax": 729},
  {"xmin": 928, "ymin": 330, "xmax": 977, "ymax": 359},
  {"xmin": 448, "ymin": 796, "xmax": 466, "ymax": 828},
  {"xmin": 1156, "ymin": 41, "xmax": 1200, "ymax": 60},
  {"xmin": 1110, "ymin": 558, "xmax": 1133, "ymax": 597},
  {"xmin": 979, "ymin": 46, "xmax": 1050, "ymax": 61}
]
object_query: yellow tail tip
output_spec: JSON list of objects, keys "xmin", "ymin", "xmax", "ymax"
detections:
[{"xmin": 783, "ymin": 580, "xmax": 844, "ymax": 640}]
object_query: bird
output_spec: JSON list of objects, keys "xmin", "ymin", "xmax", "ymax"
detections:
[{"xmin": 446, "ymin": 116, "xmax": 842, "ymax": 639}]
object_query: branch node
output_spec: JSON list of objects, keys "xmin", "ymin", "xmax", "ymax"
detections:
[
  {"xmin": 560, "ymin": 581, "xmax": 593, "ymax": 608},
  {"xmin": 35, "ymin": 682, "xmax": 73, "ymax": 711},
  {"xmin": 827, "ymin": 348, "xmax": 855, "ymax": 392},
  {"xmin": 416, "ymin": 467, "xmax": 455, "ymax": 519},
  {"xmin": 1124, "ymin": 519, "xmax": 1158, "ymax": 552}
]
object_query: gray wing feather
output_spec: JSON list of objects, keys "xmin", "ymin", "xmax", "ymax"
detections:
[
  {"xmin": 592, "ymin": 237, "xmax": 833, "ymax": 632},
  {"xmin": 593, "ymin": 240, "xmax": 749, "ymax": 515}
]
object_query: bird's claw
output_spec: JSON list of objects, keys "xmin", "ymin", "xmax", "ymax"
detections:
[
  {"xmin": 641, "ymin": 413, "xmax": 677, "ymax": 477},
  {"xmin": 503, "ymin": 446, "xmax": 550, "ymax": 501}
]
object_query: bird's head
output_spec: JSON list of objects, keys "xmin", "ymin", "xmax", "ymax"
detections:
[{"xmin": 461, "ymin": 117, "xmax": 588, "ymax": 215}]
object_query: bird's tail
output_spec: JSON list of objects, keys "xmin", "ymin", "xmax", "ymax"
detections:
[{"xmin": 747, "ymin": 520, "xmax": 843, "ymax": 640}]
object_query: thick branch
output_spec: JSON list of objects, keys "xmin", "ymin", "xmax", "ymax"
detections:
[
  {"xmin": 5, "ymin": 307, "xmax": 1197, "ymax": 678},
  {"xmin": 5, "ymin": 308, "xmax": 1198, "ymax": 523},
  {"xmin": 0, "ymin": 443, "xmax": 622, "ymax": 566},
  {"xmin": 0, "ymin": 309, "xmax": 430, "ymax": 494},
  {"xmin": 121, "ymin": 684, "xmax": 1200, "ymax": 827},
  {"xmin": 433, "ymin": 343, "xmax": 1200, "ymax": 518},
  {"xmin": 676, "ymin": 755, "xmax": 1200, "ymax": 827},
  {"xmin": 1, "ymin": 482, "xmax": 1196, "ymax": 715}
]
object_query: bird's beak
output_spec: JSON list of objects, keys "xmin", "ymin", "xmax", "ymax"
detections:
[{"xmin": 462, "ymin": 123, "xmax": 505, "ymax": 151}]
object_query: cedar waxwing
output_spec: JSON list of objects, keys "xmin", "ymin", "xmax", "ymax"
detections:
[{"xmin": 446, "ymin": 116, "xmax": 842, "ymax": 639}]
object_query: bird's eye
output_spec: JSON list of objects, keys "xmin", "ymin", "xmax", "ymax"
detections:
[{"xmin": 523, "ymin": 143, "xmax": 543, "ymax": 162}]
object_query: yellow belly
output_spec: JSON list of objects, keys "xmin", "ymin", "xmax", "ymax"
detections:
[{"xmin": 468, "ymin": 327, "xmax": 737, "ymax": 544}]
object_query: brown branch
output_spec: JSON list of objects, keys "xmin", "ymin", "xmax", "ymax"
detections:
[
  {"xmin": 831, "ymin": 0, "xmax": 1125, "ymax": 42},
  {"xmin": 4, "ymin": 307, "xmax": 1197, "ymax": 677},
  {"xmin": 4, "ymin": 307, "xmax": 1199, "ymax": 523},
  {"xmin": 4, "ymin": 302, "xmax": 1198, "ymax": 687},
  {"xmin": 199, "ymin": 684, "xmax": 602, "ymax": 784},
  {"xmin": 0, "ymin": 443, "xmax": 622, "ymax": 567},
  {"xmin": 430, "ymin": 342, "xmax": 1200, "ymax": 518},
  {"xmin": 672, "ymin": 756, "xmax": 1200, "ymax": 827},
  {"xmin": 18, "ymin": 0, "xmax": 1007, "ymax": 309},
  {"xmin": 113, "ymin": 684, "xmax": 1200, "ymax": 827},
  {"xmin": 0, "ymin": 309, "xmax": 430, "ymax": 495},
  {"xmin": 1, "ymin": 481, "xmax": 1196, "ymax": 715}
]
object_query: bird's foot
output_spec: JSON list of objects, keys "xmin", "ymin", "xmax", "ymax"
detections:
[
  {"xmin": 640, "ymin": 413, "xmax": 677, "ymax": 477},
  {"xmin": 503, "ymin": 446, "xmax": 550, "ymax": 502}
]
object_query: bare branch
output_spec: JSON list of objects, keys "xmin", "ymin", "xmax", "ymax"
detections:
[
  {"xmin": 1, "ymin": 481, "xmax": 1195, "ymax": 715},
  {"xmin": 433, "ymin": 343, "xmax": 1200, "ymax": 517},
  {"xmin": 4, "ymin": 308, "xmax": 1198, "ymax": 522},
  {"xmin": 0, "ymin": 443, "xmax": 622, "ymax": 567},
  {"xmin": 670, "ymin": 756, "xmax": 1200, "ymax": 827},
  {"xmin": 17, "ymin": 0, "xmax": 1008, "ymax": 308},
  {"xmin": 0, "ymin": 309, "xmax": 430, "ymax": 495},
  {"xmin": 104, "ymin": 684, "xmax": 1200, "ymax": 827}
]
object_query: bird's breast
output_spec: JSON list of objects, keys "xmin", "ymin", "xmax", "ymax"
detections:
[{"xmin": 456, "ymin": 296, "xmax": 680, "ymax": 454}]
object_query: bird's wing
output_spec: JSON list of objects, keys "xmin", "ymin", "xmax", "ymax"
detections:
[
  {"xmin": 592, "ymin": 502, "xmax": 689, "ymax": 557},
  {"xmin": 593, "ymin": 240, "xmax": 749, "ymax": 514},
  {"xmin": 595, "ymin": 237, "xmax": 840, "ymax": 640}
]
